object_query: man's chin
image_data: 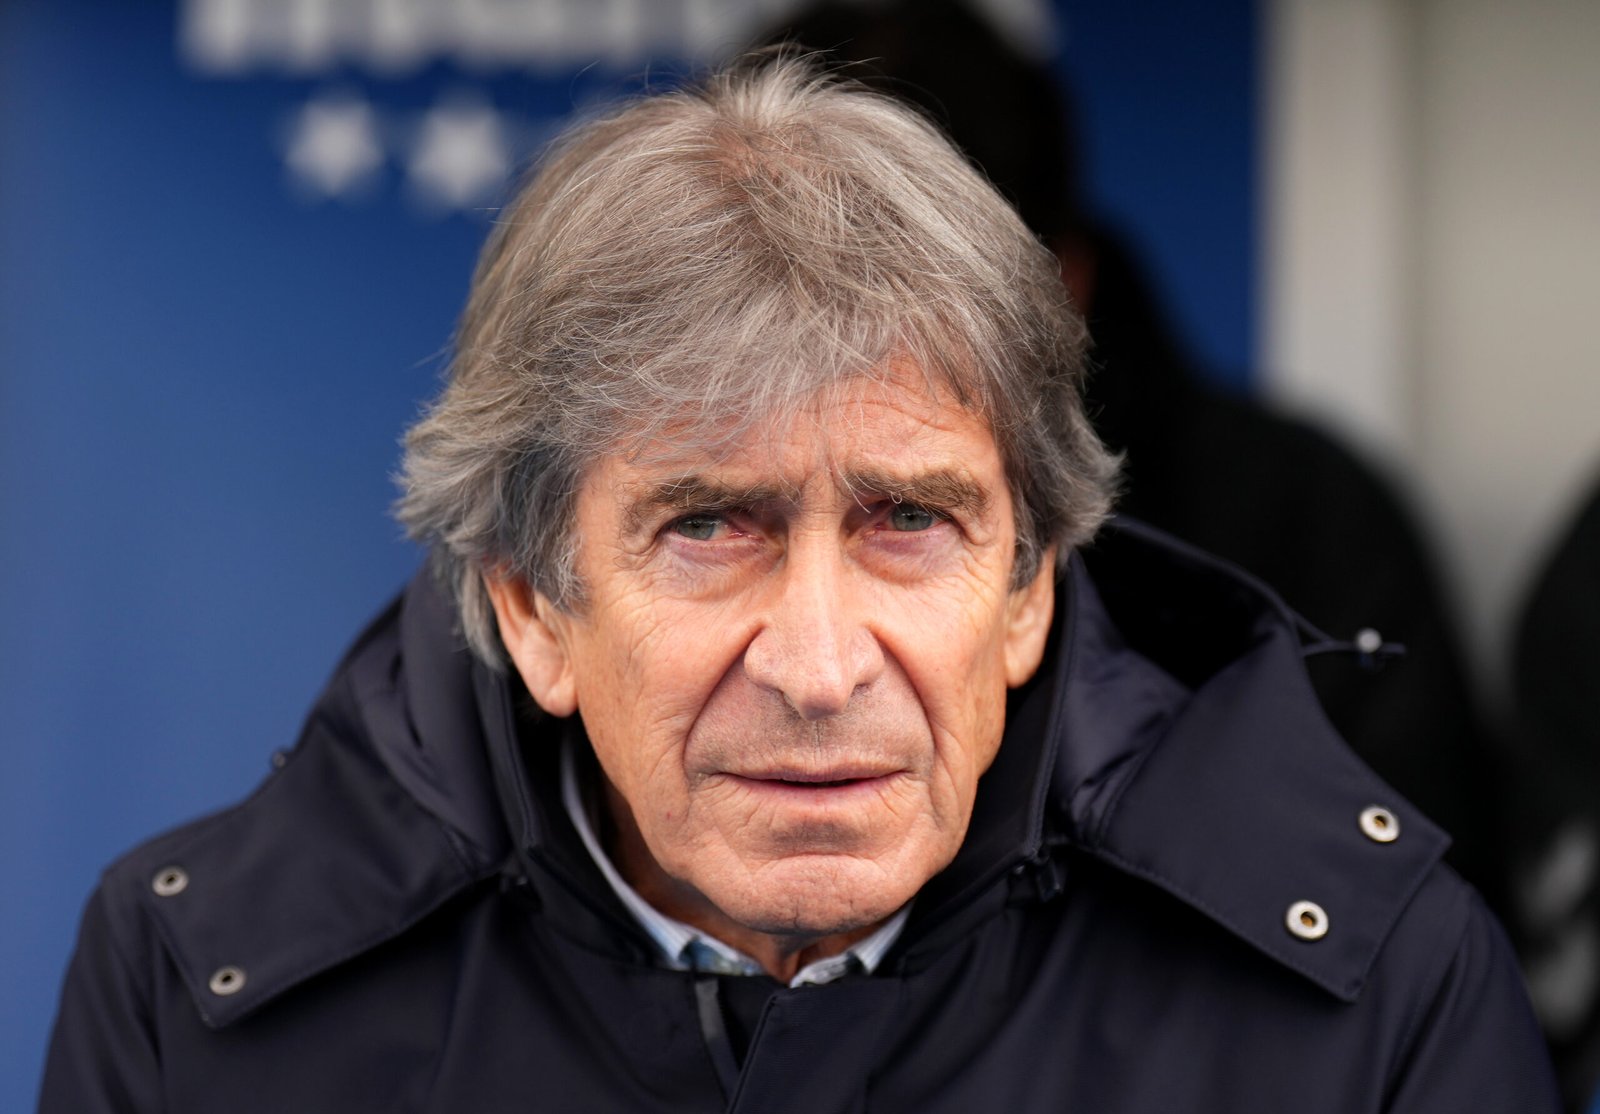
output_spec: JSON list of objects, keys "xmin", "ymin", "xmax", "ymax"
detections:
[{"xmin": 700, "ymin": 852, "xmax": 925, "ymax": 941}]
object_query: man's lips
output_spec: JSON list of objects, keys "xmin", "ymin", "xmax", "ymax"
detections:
[
  {"xmin": 731, "ymin": 765, "xmax": 902, "ymax": 784},
  {"xmin": 720, "ymin": 766, "xmax": 907, "ymax": 793}
]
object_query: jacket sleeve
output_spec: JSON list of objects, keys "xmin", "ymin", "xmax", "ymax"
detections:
[
  {"xmin": 1385, "ymin": 892, "xmax": 1561, "ymax": 1112},
  {"xmin": 38, "ymin": 884, "xmax": 165, "ymax": 1114}
]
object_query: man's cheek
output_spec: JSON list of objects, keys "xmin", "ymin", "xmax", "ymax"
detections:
[{"xmin": 573, "ymin": 608, "xmax": 672, "ymax": 698}]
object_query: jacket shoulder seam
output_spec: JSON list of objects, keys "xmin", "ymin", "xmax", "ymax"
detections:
[
  {"xmin": 90, "ymin": 877, "xmax": 160, "ymax": 1030},
  {"xmin": 1381, "ymin": 874, "xmax": 1476, "ymax": 1101}
]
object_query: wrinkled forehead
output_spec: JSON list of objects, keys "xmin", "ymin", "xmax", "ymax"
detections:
[{"xmin": 605, "ymin": 364, "xmax": 1000, "ymax": 486}]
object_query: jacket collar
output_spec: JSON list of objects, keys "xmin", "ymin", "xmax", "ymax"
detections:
[
  {"xmin": 1062, "ymin": 522, "xmax": 1451, "ymax": 1002},
  {"xmin": 132, "ymin": 580, "xmax": 506, "ymax": 1028},
  {"xmin": 141, "ymin": 522, "xmax": 1448, "ymax": 1027}
]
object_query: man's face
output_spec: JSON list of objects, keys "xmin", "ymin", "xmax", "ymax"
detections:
[{"xmin": 492, "ymin": 367, "xmax": 1055, "ymax": 942}]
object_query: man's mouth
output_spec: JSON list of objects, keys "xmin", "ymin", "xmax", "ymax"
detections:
[
  {"xmin": 726, "ymin": 766, "xmax": 903, "ymax": 793},
  {"xmin": 766, "ymin": 776, "xmax": 867, "ymax": 789}
]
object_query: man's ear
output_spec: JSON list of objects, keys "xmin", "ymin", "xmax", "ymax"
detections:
[
  {"xmin": 484, "ymin": 575, "xmax": 578, "ymax": 717},
  {"xmin": 1004, "ymin": 547, "xmax": 1057, "ymax": 688}
]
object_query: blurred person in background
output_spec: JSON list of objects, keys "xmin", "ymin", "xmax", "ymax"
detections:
[
  {"xmin": 1513, "ymin": 474, "xmax": 1600, "ymax": 1111},
  {"xmin": 764, "ymin": 0, "xmax": 1508, "ymax": 917}
]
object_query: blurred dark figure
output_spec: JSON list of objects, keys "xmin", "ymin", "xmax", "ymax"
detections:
[
  {"xmin": 761, "ymin": 0, "xmax": 1506, "ymax": 913},
  {"xmin": 1513, "ymin": 478, "xmax": 1600, "ymax": 1111}
]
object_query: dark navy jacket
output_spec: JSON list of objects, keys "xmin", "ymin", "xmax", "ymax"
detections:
[{"xmin": 40, "ymin": 523, "xmax": 1558, "ymax": 1112}]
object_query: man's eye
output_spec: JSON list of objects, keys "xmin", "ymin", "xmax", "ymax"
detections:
[
  {"xmin": 887, "ymin": 504, "xmax": 942, "ymax": 532},
  {"xmin": 670, "ymin": 514, "xmax": 725, "ymax": 541}
]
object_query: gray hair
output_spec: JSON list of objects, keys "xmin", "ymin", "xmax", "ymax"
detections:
[{"xmin": 397, "ymin": 54, "xmax": 1119, "ymax": 664}]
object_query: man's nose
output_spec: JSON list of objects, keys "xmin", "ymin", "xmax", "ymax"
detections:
[{"xmin": 742, "ymin": 541, "xmax": 885, "ymax": 720}]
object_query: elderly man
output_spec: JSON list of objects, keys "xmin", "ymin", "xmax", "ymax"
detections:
[{"xmin": 42, "ymin": 59, "xmax": 1555, "ymax": 1112}]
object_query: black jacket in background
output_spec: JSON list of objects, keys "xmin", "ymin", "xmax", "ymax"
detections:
[
  {"xmin": 41, "ymin": 524, "xmax": 1556, "ymax": 1112},
  {"xmin": 1513, "ymin": 479, "xmax": 1600, "ymax": 1110},
  {"xmin": 1084, "ymin": 228, "xmax": 1505, "ymax": 913}
]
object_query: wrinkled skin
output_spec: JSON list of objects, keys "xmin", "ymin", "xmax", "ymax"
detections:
[{"xmin": 489, "ymin": 368, "xmax": 1055, "ymax": 979}]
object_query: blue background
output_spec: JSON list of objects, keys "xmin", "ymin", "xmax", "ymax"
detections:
[{"xmin": 0, "ymin": 1, "xmax": 1256, "ymax": 1105}]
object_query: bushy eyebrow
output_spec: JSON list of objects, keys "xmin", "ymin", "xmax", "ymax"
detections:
[
  {"xmin": 841, "ymin": 467, "xmax": 990, "ymax": 520},
  {"xmin": 620, "ymin": 466, "xmax": 990, "ymax": 535},
  {"xmin": 622, "ymin": 476, "xmax": 798, "ymax": 536}
]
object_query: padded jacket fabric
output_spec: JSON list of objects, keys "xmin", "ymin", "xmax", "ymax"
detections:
[{"xmin": 40, "ymin": 522, "xmax": 1558, "ymax": 1113}]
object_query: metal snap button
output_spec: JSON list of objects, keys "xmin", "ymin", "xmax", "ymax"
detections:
[
  {"xmin": 151, "ymin": 867, "xmax": 189, "ymax": 897},
  {"xmin": 209, "ymin": 966, "xmax": 247, "ymax": 996},
  {"xmin": 1360, "ymin": 805, "xmax": 1400, "ymax": 843},
  {"xmin": 1286, "ymin": 900, "xmax": 1329, "ymax": 941}
]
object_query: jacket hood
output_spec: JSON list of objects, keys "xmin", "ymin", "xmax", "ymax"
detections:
[
  {"xmin": 130, "ymin": 520, "xmax": 1448, "ymax": 1027},
  {"xmin": 1068, "ymin": 522, "xmax": 1450, "ymax": 1000}
]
